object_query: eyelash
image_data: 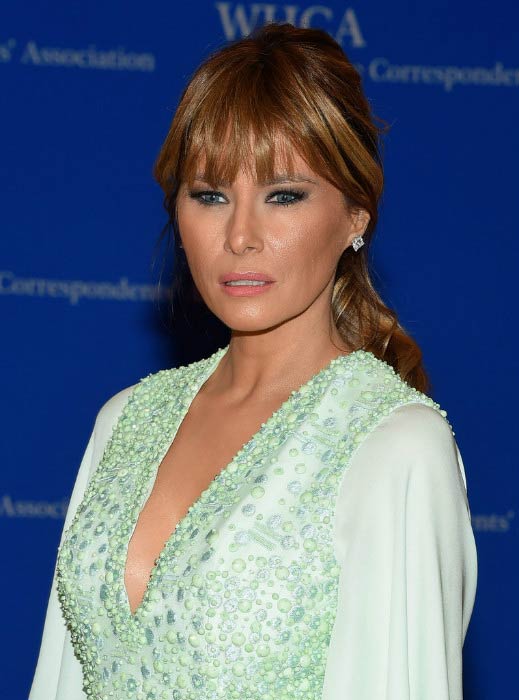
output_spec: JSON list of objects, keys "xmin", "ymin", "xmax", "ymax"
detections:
[{"xmin": 188, "ymin": 188, "xmax": 307, "ymax": 207}]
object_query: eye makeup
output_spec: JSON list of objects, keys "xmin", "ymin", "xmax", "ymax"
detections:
[{"xmin": 188, "ymin": 188, "xmax": 308, "ymax": 207}]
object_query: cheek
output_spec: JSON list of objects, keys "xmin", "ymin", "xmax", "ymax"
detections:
[
  {"xmin": 176, "ymin": 210, "xmax": 216, "ymax": 279},
  {"xmin": 182, "ymin": 245, "xmax": 216, "ymax": 291},
  {"xmin": 275, "ymin": 218, "xmax": 342, "ymax": 277},
  {"xmin": 177, "ymin": 205, "xmax": 199, "ymax": 248}
]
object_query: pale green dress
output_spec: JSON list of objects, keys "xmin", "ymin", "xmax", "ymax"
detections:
[{"xmin": 30, "ymin": 346, "xmax": 477, "ymax": 700}]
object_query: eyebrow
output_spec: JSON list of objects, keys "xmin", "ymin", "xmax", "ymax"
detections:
[{"xmin": 193, "ymin": 173, "xmax": 318, "ymax": 186}]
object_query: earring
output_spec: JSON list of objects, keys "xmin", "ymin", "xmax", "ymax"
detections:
[{"xmin": 351, "ymin": 235, "xmax": 364, "ymax": 252}]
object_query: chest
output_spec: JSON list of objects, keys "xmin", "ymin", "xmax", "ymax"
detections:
[
  {"xmin": 54, "ymin": 350, "xmax": 434, "ymax": 698},
  {"xmin": 56, "ymin": 377, "xmax": 348, "ymax": 694},
  {"xmin": 136, "ymin": 390, "xmax": 291, "ymax": 527},
  {"xmin": 124, "ymin": 393, "xmax": 297, "ymax": 614}
]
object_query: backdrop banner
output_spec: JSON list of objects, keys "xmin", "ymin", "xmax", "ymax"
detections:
[{"xmin": 1, "ymin": 2, "xmax": 517, "ymax": 698}]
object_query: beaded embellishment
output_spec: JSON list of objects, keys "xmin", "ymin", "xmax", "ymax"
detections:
[{"xmin": 56, "ymin": 345, "xmax": 449, "ymax": 699}]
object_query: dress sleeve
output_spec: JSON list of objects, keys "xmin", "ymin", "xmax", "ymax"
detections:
[
  {"xmin": 321, "ymin": 402, "xmax": 478, "ymax": 700},
  {"xmin": 29, "ymin": 385, "xmax": 137, "ymax": 700}
]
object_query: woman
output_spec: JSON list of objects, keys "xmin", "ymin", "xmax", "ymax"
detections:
[{"xmin": 30, "ymin": 22, "xmax": 477, "ymax": 700}]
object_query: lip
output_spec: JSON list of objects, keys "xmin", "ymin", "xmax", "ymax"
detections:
[
  {"xmin": 219, "ymin": 271, "xmax": 275, "ymax": 283},
  {"xmin": 219, "ymin": 271, "xmax": 275, "ymax": 297}
]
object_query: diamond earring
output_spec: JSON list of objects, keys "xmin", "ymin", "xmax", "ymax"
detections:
[{"xmin": 351, "ymin": 235, "xmax": 364, "ymax": 252}]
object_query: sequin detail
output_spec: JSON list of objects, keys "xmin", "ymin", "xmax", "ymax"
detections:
[{"xmin": 56, "ymin": 346, "xmax": 449, "ymax": 699}]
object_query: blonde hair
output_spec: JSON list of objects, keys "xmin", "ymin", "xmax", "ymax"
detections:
[{"xmin": 153, "ymin": 22, "xmax": 430, "ymax": 393}]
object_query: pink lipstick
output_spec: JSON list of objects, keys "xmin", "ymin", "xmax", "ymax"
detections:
[{"xmin": 219, "ymin": 271, "xmax": 275, "ymax": 297}]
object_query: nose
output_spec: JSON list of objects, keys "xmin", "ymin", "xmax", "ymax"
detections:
[{"xmin": 223, "ymin": 198, "xmax": 264, "ymax": 255}]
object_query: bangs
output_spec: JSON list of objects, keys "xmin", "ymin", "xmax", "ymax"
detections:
[
  {"xmin": 175, "ymin": 52, "xmax": 342, "ymax": 191},
  {"xmin": 153, "ymin": 28, "xmax": 383, "ymax": 214},
  {"xmin": 177, "ymin": 81, "xmax": 302, "ymax": 186},
  {"xmin": 180, "ymin": 120, "xmax": 298, "ymax": 190}
]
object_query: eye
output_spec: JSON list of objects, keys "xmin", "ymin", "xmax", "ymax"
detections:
[
  {"xmin": 267, "ymin": 189, "xmax": 307, "ymax": 206},
  {"xmin": 188, "ymin": 190, "xmax": 226, "ymax": 205},
  {"xmin": 187, "ymin": 188, "xmax": 307, "ymax": 207}
]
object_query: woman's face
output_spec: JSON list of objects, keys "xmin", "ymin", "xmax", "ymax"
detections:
[{"xmin": 176, "ymin": 148, "xmax": 369, "ymax": 335}]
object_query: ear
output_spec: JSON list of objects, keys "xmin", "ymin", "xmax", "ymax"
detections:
[{"xmin": 346, "ymin": 207, "xmax": 370, "ymax": 248}]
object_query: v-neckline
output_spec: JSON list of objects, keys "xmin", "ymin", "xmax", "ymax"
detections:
[{"xmin": 119, "ymin": 344, "xmax": 367, "ymax": 628}]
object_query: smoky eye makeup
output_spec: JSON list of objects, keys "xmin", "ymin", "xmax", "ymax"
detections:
[
  {"xmin": 187, "ymin": 188, "xmax": 308, "ymax": 207},
  {"xmin": 188, "ymin": 189, "xmax": 226, "ymax": 205},
  {"xmin": 267, "ymin": 189, "xmax": 307, "ymax": 206}
]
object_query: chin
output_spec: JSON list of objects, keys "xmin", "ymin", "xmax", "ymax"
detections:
[
  {"xmin": 220, "ymin": 316, "xmax": 282, "ymax": 333},
  {"xmin": 219, "ymin": 306, "xmax": 312, "ymax": 335}
]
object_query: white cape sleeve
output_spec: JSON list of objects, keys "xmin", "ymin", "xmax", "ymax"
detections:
[
  {"xmin": 29, "ymin": 384, "xmax": 137, "ymax": 700},
  {"xmin": 321, "ymin": 402, "xmax": 478, "ymax": 700}
]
